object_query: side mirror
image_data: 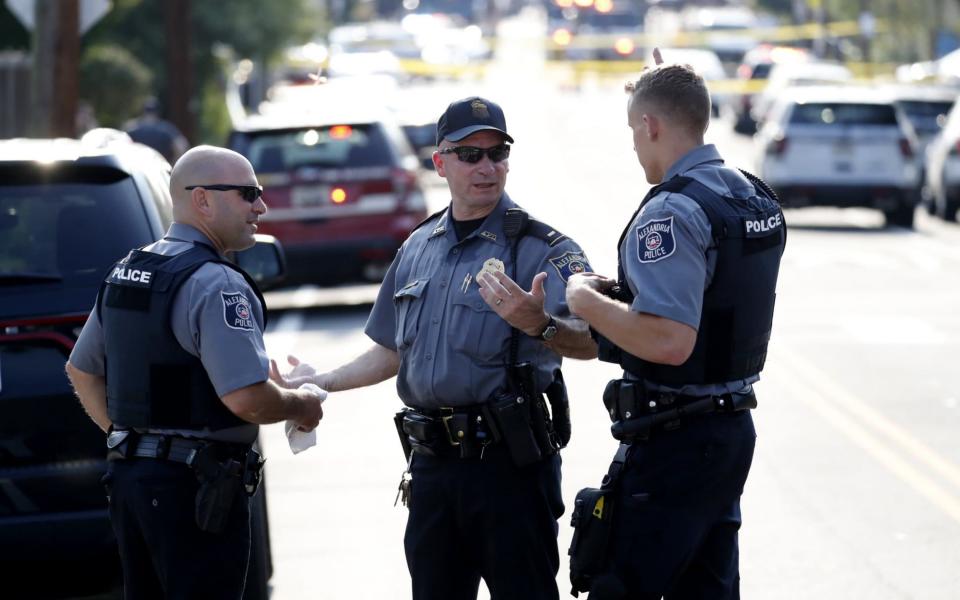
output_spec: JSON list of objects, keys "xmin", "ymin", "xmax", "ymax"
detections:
[{"xmin": 232, "ymin": 234, "xmax": 287, "ymax": 291}]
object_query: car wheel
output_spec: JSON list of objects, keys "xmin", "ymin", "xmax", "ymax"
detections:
[
  {"xmin": 884, "ymin": 203, "xmax": 915, "ymax": 229},
  {"xmin": 941, "ymin": 194, "xmax": 959, "ymax": 222}
]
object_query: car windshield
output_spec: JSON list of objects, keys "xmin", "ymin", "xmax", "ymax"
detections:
[
  {"xmin": 579, "ymin": 10, "xmax": 643, "ymax": 28},
  {"xmin": 789, "ymin": 103, "xmax": 898, "ymax": 126},
  {"xmin": 898, "ymin": 100, "xmax": 954, "ymax": 134},
  {"xmin": 0, "ymin": 167, "xmax": 152, "ymax": 286},
  {"xmin": 240, "ymin": 124, "xmax": 394, "ymax": 173}
]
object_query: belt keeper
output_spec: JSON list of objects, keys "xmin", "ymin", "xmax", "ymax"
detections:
[{"xmin": 154, "ymin": 436, "xmax": 170, "ymax": 459}]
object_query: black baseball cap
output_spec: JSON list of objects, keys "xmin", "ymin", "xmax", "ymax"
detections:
[{"xmin": 436, "ymin": 96, "xmax": 514, "ymax": 145}]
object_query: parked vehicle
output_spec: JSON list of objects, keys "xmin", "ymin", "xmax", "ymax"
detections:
[
  {"xmin": 0, "ymin": 136, "xmax": 278, "ymax": 597},
  {"xmin": 925, "ymin": 96, "xmax": 960, "ymax": 221},
  {"xmin": 755, "ymin": 86, "xmax": 921, "ymax": 228},
  {"xmin": 229, "ymin": 96, "xmax": 428, "ymax": 286},
  {"xmin": 732, "ymin": 44, "xmax": 810, "ymax": 134},
  {"xmin": 750, "ymin": 61, "xmax": 853, "ymax": 128}
]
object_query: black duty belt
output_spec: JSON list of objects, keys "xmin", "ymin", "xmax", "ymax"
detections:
[
  {"xmin": 603, "ymin": 379, "xmax": 758, "ymax": 442},
  {"xmin": 401, "ymin": 405, "xmax": 497, "ymax": 459}
]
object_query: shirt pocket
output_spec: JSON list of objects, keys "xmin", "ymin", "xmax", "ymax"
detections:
[
  {"xmin": 450, "ymin": 292, "xmax": 506, "ymax": 363},
  {"xmin": 394, "ymin": 278, "xmax": 429, "ymax": 351}
]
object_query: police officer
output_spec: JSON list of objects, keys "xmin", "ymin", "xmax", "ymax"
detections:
[
  {"xmin": 65, "ymin": 145, "xmax": 325, "ymax": 598},
  {"xmin": 274, "ymin": 97, "xmax": 597, "ymax": 600},
  {"xmin": 565, "ymin": 54, "xmax": 786, "ymax": 598},
  {"xmin": 124, "ymin": 96, "xmax": 189, "ymax": 164}
]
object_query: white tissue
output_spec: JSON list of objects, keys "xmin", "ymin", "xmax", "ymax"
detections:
[{"xmin": 285, "ymin": 383, "xmax": 326, "ymax": 454}]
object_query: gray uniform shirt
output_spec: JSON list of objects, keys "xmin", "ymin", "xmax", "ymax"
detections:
[
  {"xmin": 69, "ymin": 223, "xmax": 266, "ymax": 442},
  {"xmin": 365, "ymin": 194, "xmax": 591, "ymax": 409},
  {"xmin": 622, "ymin": 144, "xmax": 758, "ymax": 396}
]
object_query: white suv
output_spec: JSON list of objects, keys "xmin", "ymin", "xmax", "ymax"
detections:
[{"xmin": 755, "ymin": 85, "xmax": 921, "ymax": 228}]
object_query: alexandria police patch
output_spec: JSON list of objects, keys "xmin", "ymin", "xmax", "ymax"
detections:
[
  {"xmin": 222, "ymin": 291, "xmax": 255, "ymax": 331},
  {"xmin": 636, "ymin": 216, "xmax": 676, "ymax": 263},
  {"xmin": 549, "ymin": 251, "xmax": 590, "ymax": 282}
]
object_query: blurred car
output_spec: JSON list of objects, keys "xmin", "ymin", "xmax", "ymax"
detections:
[
  {"xmin": 925, "ymin": 97, "xmax": 960, "ymax": 221},
  {"xmin": 733, "ymin": 44, "xmax": 810, "ymax": 134},
  {"xmin": 228, "ymin": 101, "xmax": 428, "ymax": 286},
  {"xmin": 884, "ymin": 85, "xmax": 957, "ymax": 211},
  {"xmin": 574, "ymin": 0, "xmax": 646, "ymax": 61},
  {"xmin": 750, "ymin": 61, "xmax": 853, "ymax": 128},
  {"xmin": 0, "ymin": 136, "xmax": 276, "ymax": 597},
  {"xmin": 755, "ymin": 86, "xmax": 921, "ymax": 228},
  {"xmin": 651, "ymin": 47, "xmax": 727, "ymax": 116},
  {"xmin": 681, "ymin": 5, "xmax": 763, "ymax": 64}
]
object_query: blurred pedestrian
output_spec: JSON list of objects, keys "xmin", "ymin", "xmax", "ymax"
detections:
[
  {"xmin": 66, "ymin": 145, "xmax": 325, "ymax": 598},
  {"xmin": 124, "ymin": 96, "xmax": 189, "ymax": 163},
  {"xmin": 274, "ymin": 96, "xmax": 597, "ymax": 600},
  {"xmin": 565, "ymin": 49, "xmax": 787, "ymax": 599}
]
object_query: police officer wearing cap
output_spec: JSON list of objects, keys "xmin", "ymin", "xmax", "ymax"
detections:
[
  {"xmin": 66, "ymin": 145, "xmax": 325, "ymax": 598},
  {"xmin": 565, "ymin": 53, "xmax": 786, "ymax": 598},
  {"xmin": 274, "ymin": 97, "xmax": 597, "ymax": 600}
]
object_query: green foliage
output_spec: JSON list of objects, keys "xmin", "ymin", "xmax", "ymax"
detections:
[
  {"xmin": 82, "ymin": 0, "xmax": 316, "ymax": 140},
  {"xmin": 79, "ymin": 44, "xmax": 152, "ymax": 128}
]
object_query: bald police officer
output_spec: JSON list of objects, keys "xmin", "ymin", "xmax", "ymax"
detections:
[
  {"xmin": 274, "ymin": 97, "xmax": 597, "ymax": 600},
  {"xmin": 66, "ymin": 145, "xmax": 325, "ymax": 598},
  {"xmin": 565, "ymin": 58, "xmax": 786, "ymax": 598}
]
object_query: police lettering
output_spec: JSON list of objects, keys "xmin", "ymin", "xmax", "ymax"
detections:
[
  {"xmin": 111, "ymin": 266, "xmax": 152, "ymax": 284},
  {"xmin": 745, "ymin": 213, "xmax": 783, "ymax": 234}
]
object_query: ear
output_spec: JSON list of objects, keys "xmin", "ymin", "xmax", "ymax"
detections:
[
  {"xmin": 643, "ymin": 113, "xmax": 659, "ymax": 141},
  {"xmin": 191, "ymin": 187, "xmax": 214, "ymax": 217},
  {"xmin": 432, "ymin": 150, "xmax": 446, "ymax": 177}
]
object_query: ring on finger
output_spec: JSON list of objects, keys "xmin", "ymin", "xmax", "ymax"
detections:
[{"xmin": 495, "ymin": 297, "xmax": 503, "ymax": 306}]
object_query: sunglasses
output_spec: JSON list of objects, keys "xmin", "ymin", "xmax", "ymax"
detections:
[
  {"xmin": 184, "ymin": 184, "xmax": 263, "ymax": 203},
  {"xmin": 439, "ymin": 144, "xmax": 511, "ymax": 164}
]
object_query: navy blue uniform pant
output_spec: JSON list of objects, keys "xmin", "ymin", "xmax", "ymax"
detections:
[
  {"xmin": 405, "ymin": 448, "xmax": 565, "ymax": 600},
  {"xmin": 105, "ymin": 458, "xmax": 251, "ymax": 599},
  {"xmin": 589, "ymin": 410, "xmax": 756, "ymax": 600}
]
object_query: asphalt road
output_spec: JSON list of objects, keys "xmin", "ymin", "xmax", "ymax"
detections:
[{"xmin": 257, "ymin": 58, "xmax": 960, "ymax": 600}]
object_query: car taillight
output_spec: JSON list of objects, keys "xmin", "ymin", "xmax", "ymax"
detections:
[
  {"xmin": 330, "ymin": 187, "xmax": 347, "ymax": 204},
  {"xmin": 767, "ymin": 135, "xmax": 788, "ymax": 156},
  {"xmin": 898, "ymin": 138, "xmax": 914, "ymax": 158},
  {"xmin": 614, "ymin": 38, "xmax": 634, "ymax": 56}
]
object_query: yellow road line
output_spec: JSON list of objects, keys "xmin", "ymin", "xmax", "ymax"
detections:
[{"xmin": 774, "ymin": 345, "xmax": 960, "ymax": 523}]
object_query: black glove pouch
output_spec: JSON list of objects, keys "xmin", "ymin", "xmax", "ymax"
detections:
[
  {"xmin": 568, "ymin": 486, "xmax": 617, "ymax": 597},
  {"xmin": 192, "ymin": 448, "xmax": 242, "ymax": 534}
]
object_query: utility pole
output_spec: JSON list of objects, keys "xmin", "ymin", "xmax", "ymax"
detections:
[
  {"xmin": 165, "ymin": 0, "xmax": 194, "ymax": 143},
  {"xmin": 31, "ymin": 0, "xmax": 79, "ymax": 138}
]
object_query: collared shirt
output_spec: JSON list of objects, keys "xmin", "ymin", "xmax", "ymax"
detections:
[
  {"xmin": 69, "ymin": 223, "xmax": 267, "ymax": 442},
  {"xmin": 365, "ymin": 194, "xmax": 591, "ymax": 409},
  {"xmin": 621, "ymin": 144, "xmax": 758, "ymax": 395}
]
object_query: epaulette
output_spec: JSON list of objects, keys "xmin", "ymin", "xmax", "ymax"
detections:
[
  {"xmin": 411, "ymin": 208, "xmax": 447, "ymax": 234},
  {"xmin": 526, "ymin": 218, "xmax": 569, "ymax": 247}
]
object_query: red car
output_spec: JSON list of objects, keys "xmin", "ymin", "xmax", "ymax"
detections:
[{"xmin": 228, "ymin": 108, "xmax": 428, "ymax": 286}]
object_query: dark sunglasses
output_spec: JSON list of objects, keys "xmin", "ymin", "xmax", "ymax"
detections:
[
  {"xmin": 439, "ymin": 144, "xmax": 511, "ymax": 164},
  {"xmin": 184, "ymin": 184, "xmax": 263, "ymax": 203}
]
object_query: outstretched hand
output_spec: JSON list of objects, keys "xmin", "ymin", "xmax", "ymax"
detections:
[
  {"xmin": 477, "ymin": 270, "xmax": 551, "ymax": 337},
  {"xmin": 270, "ymin": 354, "xmax": 322, "ymax": 389}
]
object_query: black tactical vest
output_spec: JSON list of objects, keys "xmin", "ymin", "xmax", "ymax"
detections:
[
  {"xmin": 596, "ymin": 171, "xmax": 786, "ymax": 386},
  {"xmin": 97, "ymin": 242, "xmax": 266, "ymax": 430}
]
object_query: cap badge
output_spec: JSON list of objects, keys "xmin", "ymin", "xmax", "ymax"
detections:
[{"xmin": 471, "ymin": 99, "xmax": 489, "ymax": 118}]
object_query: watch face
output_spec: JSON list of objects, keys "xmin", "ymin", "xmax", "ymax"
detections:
[{"xmin": 541, "ymin": 321, "xmax": 558, "ymax": 341}]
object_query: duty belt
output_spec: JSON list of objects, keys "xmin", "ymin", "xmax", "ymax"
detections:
[
  {"xmin": 105, "ymin": 431, "xmax": 264, "ymax": 495},
  {"xmin": 603, "ymin": 379, "xmax": 758, "ymax": 442},
  {"xmin": 399, "ymin": 405, "xmax": 497, "ymax": 459}
]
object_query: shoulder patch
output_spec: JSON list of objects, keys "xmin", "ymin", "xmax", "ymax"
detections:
[
  {"xmin": 221, "ymin": 291, "xmax": 255, "ymax": 331},
  {"xmin": 636, "ymin": 216, "xmax": 676, "ymax": 263},
  {"xmin": 549, "ymin": 251, "xmax": 590, "ymax": 282}
]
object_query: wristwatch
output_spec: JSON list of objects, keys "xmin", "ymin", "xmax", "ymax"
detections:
[{"xmin": 538, "ymin": 316, "xmax": 558, "ymax": 342}]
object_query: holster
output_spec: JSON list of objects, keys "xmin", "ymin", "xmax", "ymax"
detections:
[{"xmin": 189, "ymin": 444, "xmax": 243, "ymax": 534}]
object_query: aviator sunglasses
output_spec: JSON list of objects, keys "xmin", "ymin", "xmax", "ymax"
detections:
[
  {"xmin": 439, "ymin": 144, "xmax": 511, "ymax": 164},
  {"xmin": 184, "ymin": 184, "xmax": 263, "ymax": 203}
]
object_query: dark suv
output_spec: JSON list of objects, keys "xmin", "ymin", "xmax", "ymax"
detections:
[
  {"xmin": 228, "ymin": 104, "xmax": 429, "ymax": 286},
  {"xmin": 0, "ymin": 137, "xmax": 273, "ymax": 597}
]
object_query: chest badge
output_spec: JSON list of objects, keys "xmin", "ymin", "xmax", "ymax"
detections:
[{"xmin": 476, "ymin": 257, "xmax": 505, "ymax": 283}]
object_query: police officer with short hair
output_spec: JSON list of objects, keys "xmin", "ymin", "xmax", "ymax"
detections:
[
  {"xmin": 66, "ymin": 145, "xmax": 325, "ymax": 598},
  {"xmin": 565, "ymin": 52, "xmax": 786, "ymax": 599},
  {"xmin": 275, "ymin": 97, "xmax": 597, "ymax": 600}
]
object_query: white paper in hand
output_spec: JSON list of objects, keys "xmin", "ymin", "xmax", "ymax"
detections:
[{"xmin": 285, "ymin": 383, "xmax": 326, "ymax": 454}]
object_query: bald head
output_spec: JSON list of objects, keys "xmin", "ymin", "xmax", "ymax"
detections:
[{"xmin": 170, "ymin": 145, "xmax": 256, "ymax": 211}]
